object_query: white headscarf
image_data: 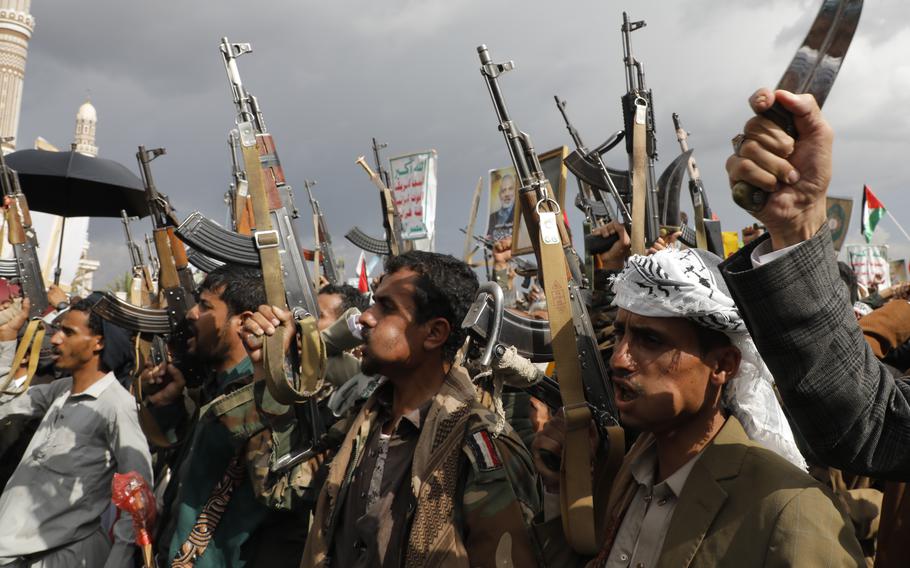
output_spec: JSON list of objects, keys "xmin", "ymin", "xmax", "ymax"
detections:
[{"xmin": 612, "ymin": 247, "xmax": 807, "ymax": 470}]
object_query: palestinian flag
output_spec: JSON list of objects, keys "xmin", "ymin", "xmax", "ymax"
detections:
[{"xmin": 862, "ymin": 185, "xmax": 886, "ymax": 243}]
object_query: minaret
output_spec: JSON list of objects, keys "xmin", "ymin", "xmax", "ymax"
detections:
[
  {"xmin": 73, "ymin": 100, "xmax": 97, "ymax": 156},
  {"xmin": 0, "ymin": 0, "xmax": 34, "ymax": 153}
]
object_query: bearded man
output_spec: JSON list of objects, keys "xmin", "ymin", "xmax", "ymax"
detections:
[{"xmin": 534, "ymin": 247, "xmax": 864, "ymax": 567}]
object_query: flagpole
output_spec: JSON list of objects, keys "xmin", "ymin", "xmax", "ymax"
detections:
[{"xmin": 886, "ymin": 210, "xmax": 910, "ymax": 242}]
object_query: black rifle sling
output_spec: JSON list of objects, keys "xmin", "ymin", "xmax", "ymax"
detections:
[{"xmin": 240, "ymin": 125, "xmax": 324, "ymax": 404}]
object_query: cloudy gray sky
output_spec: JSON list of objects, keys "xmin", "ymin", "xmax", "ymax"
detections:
[{"xmin": 16, "ymin": 0, "xmax": 910, "ymax": 288}]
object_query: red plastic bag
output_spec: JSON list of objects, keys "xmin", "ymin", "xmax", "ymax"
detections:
[{"xmin": 111, "ymin": 471, "xmax": 156, "ymax": 565}]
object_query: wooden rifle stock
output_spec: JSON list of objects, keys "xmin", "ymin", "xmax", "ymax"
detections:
[
  {"xmin": 5, "ymin": 198, "xmax": 26, "ymax": 245},
  {"xmin": 235, "ymin": 199, "xmax": 254, "ymax": 235},
  {"xmin": 356, "ymin": 156, "xmax": 403, "ymax": 256},
  {"xmin": 153, "ymin": 230, "xmax": 180, "ymax": 290}
]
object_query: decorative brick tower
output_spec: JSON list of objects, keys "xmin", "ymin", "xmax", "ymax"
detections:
[{"xmin": 0, "ymin": 0, "xmax": 33, "ymax": 153}]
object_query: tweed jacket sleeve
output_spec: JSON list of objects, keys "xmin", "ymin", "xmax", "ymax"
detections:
[{"xmin": 720, "ymin": 225, "xmax": 910, "ymax": 480}]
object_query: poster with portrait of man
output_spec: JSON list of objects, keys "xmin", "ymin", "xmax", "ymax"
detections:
[{"xmin": 486, "ymin": 166, "xmax": 518, "ymax": 244}]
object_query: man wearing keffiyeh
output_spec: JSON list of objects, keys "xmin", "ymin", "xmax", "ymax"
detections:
[{"xmin": 533, "ymin": 246, "xmax": 864, "ymax": 567}]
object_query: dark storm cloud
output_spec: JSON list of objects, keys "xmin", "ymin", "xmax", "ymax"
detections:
[{"xmin": 15, "ymin": 1, "xmax": 910, "ymax": 288}]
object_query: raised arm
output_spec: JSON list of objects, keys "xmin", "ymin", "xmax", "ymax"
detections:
[{"xmin": 721, "ymin": 88, "xmax": 910, "ymax": 479}]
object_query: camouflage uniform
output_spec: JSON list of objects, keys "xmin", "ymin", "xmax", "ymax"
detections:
[{"xmin": 300, "ymin": 365, "xmax": 543, "ymax": 567}]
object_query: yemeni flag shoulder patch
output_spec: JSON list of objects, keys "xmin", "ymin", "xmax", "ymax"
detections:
[{"xmin": 862, "ymin": 185, "xmax": 886, "ymax": 243}]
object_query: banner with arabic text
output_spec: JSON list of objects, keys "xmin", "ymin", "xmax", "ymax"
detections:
[{"xmin": 389, "ymin": 150, "xmax": 437, "ymax": 244}]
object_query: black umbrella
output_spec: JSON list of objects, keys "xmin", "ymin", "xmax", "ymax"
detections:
[
  {"xmin": 3, "ymin": 149, "xmax": 150, "ymax": 284},
  {"xmin": 4, "ymin": 149, "xmax": 149, "ymax": 218}
]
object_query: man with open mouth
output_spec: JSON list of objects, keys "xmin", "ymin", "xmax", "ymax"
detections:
[
  {"xmin": 534, "ymin": 246, "xmax": 865, "ymax": 567},
  {"xmin": 0, "ymin": 297, "xmax": 153, "ymax": 567}
]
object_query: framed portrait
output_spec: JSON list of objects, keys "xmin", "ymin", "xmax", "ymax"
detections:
[
  {"xmin": 510, "ymin": 145, "xmax": 569, "ymax": 256},
  {"xmin": 486, "ymin": 165, "xmax": 518, "ymax": 244}
]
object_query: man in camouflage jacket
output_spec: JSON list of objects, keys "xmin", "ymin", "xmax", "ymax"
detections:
[{"xmin": 249, "ymin": 251, "xmax": 542, "ymax": 567}]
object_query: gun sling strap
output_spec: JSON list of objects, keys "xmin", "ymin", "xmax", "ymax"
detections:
[
  {"xmin": 630, "ymin": 98, "xmax": 648, "ymax": 256},
  {"xmin": 240, "ymin": 126, "xmax": 325, "ymax": 405},
  {"xmin": 0, "ymin": 318, "xmax": 45, "ymax": 395},
  {"xmin": 539, "ymin": 203, "xmax": 626, "ymax": 554},
  {"xmin": 535, "ymin": 205, "xmax": 610, "ymax": 554}
]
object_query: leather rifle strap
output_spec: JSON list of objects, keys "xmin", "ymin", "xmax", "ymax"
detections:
[
  {"xmin": 240, "ymin": 131, "xmax": 323, "ymax": 404},
  {"xmin": 537, "ymin": 209, "xmax": 598, "ymax": 555},
  {"xmin": 0, "ymin": 319, "xmax": 45, "ymax": 395},
  {"xmin": 630, "ymin": 101, "xmax": 648, "ymax": 256}
]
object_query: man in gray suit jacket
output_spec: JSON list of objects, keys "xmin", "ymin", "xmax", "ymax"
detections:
[{"xmin": 722, "ymin": 87, "xmax": 910, "ymax": 479}]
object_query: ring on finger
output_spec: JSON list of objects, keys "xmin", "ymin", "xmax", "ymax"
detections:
[{"xmin": 731, "ymin": 134, "xmax": 747, "ymax": 156}]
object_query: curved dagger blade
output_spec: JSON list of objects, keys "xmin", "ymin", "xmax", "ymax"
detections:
[
  {"xmin": 777, "ymin": 0, "xmax": 863, "ymax": 108},
  {"xmin": 657, "ymin": 149, "xmax": 692, "ymax": 226}
]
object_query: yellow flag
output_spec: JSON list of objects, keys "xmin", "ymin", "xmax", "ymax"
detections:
[{"xmin": 722, "ymin": 231, "xmax": 741, "ymax": 258}]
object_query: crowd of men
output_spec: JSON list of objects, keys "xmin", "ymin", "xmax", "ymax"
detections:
[{"xmin": 0, "ymin": 86, "xmax": 908, "ymax": 568}]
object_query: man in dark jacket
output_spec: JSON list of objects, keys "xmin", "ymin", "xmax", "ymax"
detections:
[{"xmin": 723, "ymin": 87, "xmax": 910, "ymax": 479}]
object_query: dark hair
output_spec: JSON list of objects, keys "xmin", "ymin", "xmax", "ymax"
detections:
[
  {"xmin": 837, "ymin": 261, "xmax": 859, "ymax": 304},
  {"xmin": 384, "ymin": 251, "xmax": 479, "ymax": 362},
  {"xmin": 319, "ymin": 283, "xmax": 369, "ymax": 313},
  {"xmin": 68, "ymin": 298, "xmax": 110, "ymax": 372},
  {"xmin": 199, "ymin": 264, "xmax": 266, "ymax": 316},
  {"xmin": 69, "ymin": 298, "xmax": 105, "ymax": 337},
  {"xmin": 694, "ymin": 324, "xmax": 732, "ymax": 356}
]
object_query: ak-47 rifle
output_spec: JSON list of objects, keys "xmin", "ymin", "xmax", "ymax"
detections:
[
  {"xmin": 352, "ymin": 154, "xmax": 412, "ymax": 257},
  {"xmin": 372, "ymin": 137, "xmax": 391, "ymax": 189},
  {"xmin": 555, "ymin": 95, "xmax": 639, "ymax": 261},
  {"xmin": 671, "ymin": 113, "xmax": 724, "ymax": 255},
  {"xmin": 228, "ymin": 129, "xmax": 254, "ymax": 235},
  {"xmin": 345, "ymin": 138, "xmax": 414, "ymax": 257},
  {"xmin": 556, "ymin": 96, "xmax": 629, "ymax": 229},
  {"xmin": 0, "ymin": 142, "xmax": 47, "ymax": 319},
  {"xmin": 92, "ymin": 147, "xmax": 197, "ymax": 351},
  {"xmin": 477, "ymin": 45, "xmax": 621, "ymax": 556},
  {"xmin": 179, "ymin": 38, "xmax": 320, "ymax": 318},
  {"xmin": 303, "ymin": 179, "xmax": 340, "ymax": 285},
  {"xmin": 0, "ymin": 139, "xmax": 49, "ymax": 396},
  {"xmin": 121, "ymin": 210, "xmax": 156, "ymax": 308},
  {"xmin": 177, "ymin": 37, "xmax": 325, "ymax": 460},
  {"xmin": 144, "ymin": 234, "xmax": 159, "ymax": 282},
  {"xmin": 621, "ymin": 12, "xmax": 660, "ymax": 253}
]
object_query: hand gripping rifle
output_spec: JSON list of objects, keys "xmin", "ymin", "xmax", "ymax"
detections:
[
  {"xmin": 178, "ymin": 38, "xmax": 324, "ymax": 414},
  {"xmin": 555, "ymin": 96, "xmax": 637, "ymax": 260},
  {"xmin": 0, "ymin": 141, "xmax": 49, "ymax": 395},
  {"xmin": 478, "ymin": 45, "xmax": 622, "ymax": 555},
  {"xmin": 303, "ymin": 179, "xmax": 340, "ymax": 285},
  {"xmin": 621, "ymin": 12, "xmax": 660, "ymax": 253}
]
